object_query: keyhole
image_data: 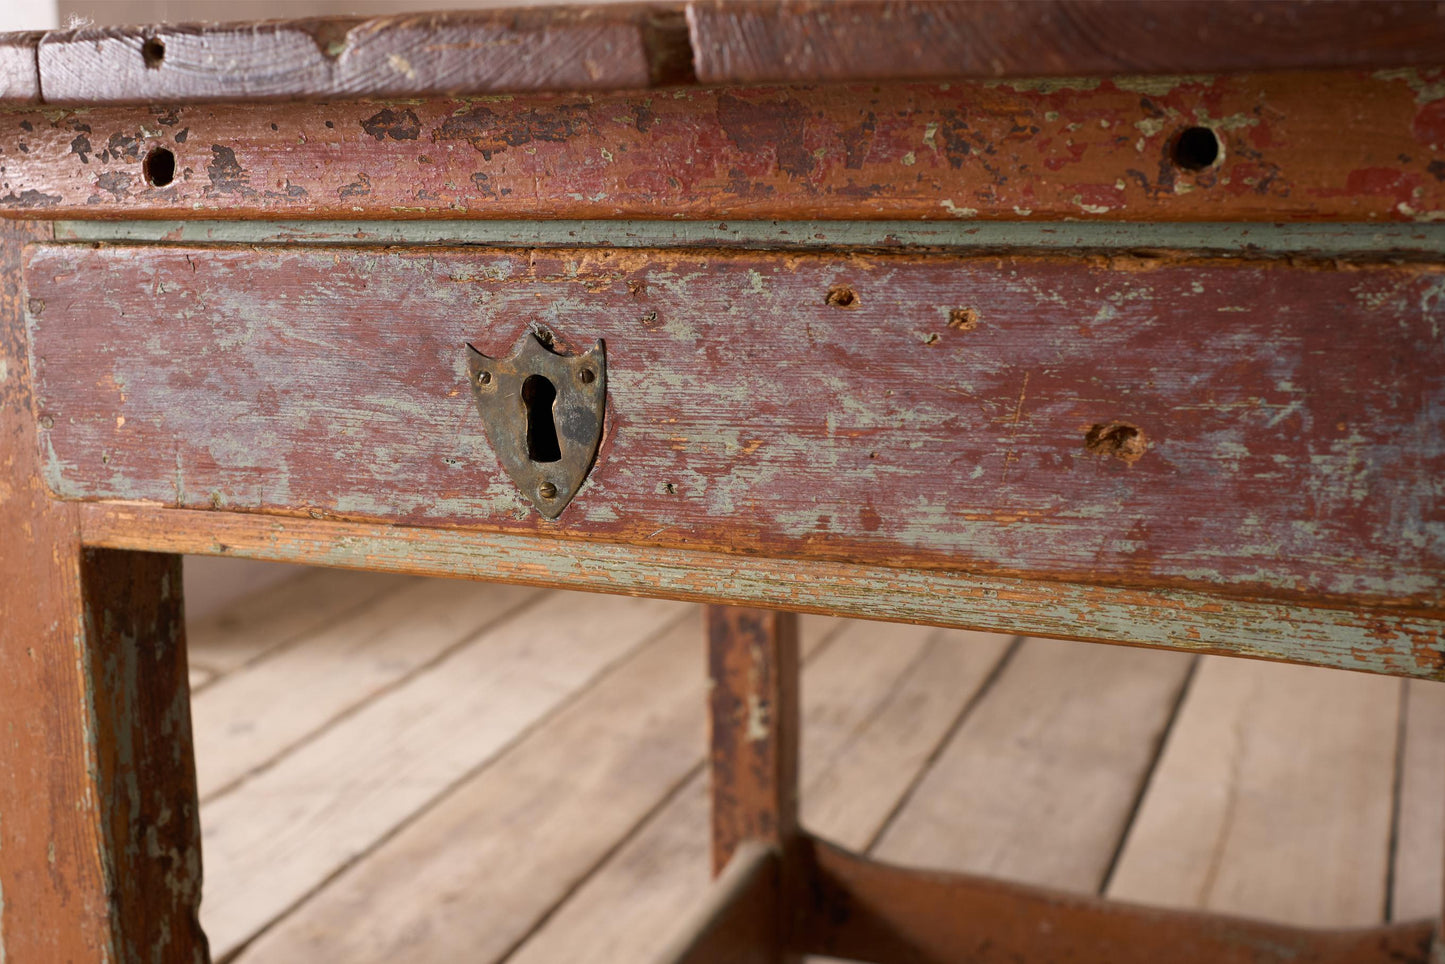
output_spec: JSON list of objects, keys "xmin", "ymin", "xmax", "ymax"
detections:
[{"xmin": 521, "ymin": 375, "xmax": 562, "ymax": 463}]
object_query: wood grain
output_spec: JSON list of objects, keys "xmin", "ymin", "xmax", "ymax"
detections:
[
  {"xmin": 27, "ymin": 244, "xmax": 1445, "ymax": 613},
  {"xmin": 79, "ymin": 549, "xmax": 210, "ymax": 963},
  {"xmin": 238, "ymin": 609, "xmax": 839, "ymax": 964},
  {"xmin": 1106, "ymin": 657, "xmax": 1400, "ymax": 927},
  {"xmin": 871, "ymin": 637, "xmax": 1193, "ymax": 891},
  {"xmin": 79, "ymin": 502, "xmax": 1445, "ymax": 679},
  {"xmin": 689, "ymin": 1, "xmax": 1445, "ymax": 84},
  {"xmin": 186, "ymin": 566, "xmax": 417, "ymax": 682},
  {"xmin": 2, "ymin": 70, "xmax": 1444, "ymax": 221},
  {"xmin": 708, "ymin": 605, "xmax": 800, "ymax": 877},
  {"xmin": 199, "ymin": 589, "xmax": 686, "ymax": 958},
  {"xmin": 32, "ymin": 7, "xmax": 689, "ymax": 106},
  {"xmin": 0, "ymin": 220, "xmax": 206, "ymax": 961},
  {"xmin": 191, "ymin": 578, "xmax": 541, "ymax": 799},
  {"xmin": 7, "ymin": 2, "xmax": 1445, "ymax": 107},
  {"xmin": 505, "ymin": 622, "xmax": 1009, "ymax": 964},
  {"xmin": 1389, "ymin": 679, "xmax": 1445, "ymax": 921},
  {"xmin": 0, "ymin": 32, "xmax": 39, "ymax": 103}
]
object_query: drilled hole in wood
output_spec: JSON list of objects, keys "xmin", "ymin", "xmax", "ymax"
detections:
[
  {"xmin": 142, "ymin": 147, "xmax": 176, "ymax": 187},
  {"xmin": 1171, "ymin": 126, "xmax": 1220, "ymax": 171},
  {"xmin": 522, "ymin": 374, "xmax": 562, "ymax": 463},
  {"xmin": 142, "ymin": 37, "xmax": 166, "ymax": 68},
  {"xmin": 1084, "ymin": 421, "xmax": 1147, "ymax": 463},
  {"xmin": 826, "ymin": 285, "xmax": 858, "ymax": 308}
]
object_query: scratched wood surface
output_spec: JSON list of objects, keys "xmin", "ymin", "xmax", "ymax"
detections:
[
  {"xmin": 25, "ymin": 244, "xmax": 1445, "ymax": 617},
  {"xmin": 175, "ymin": 568, "xmax": 1444, "ymax": 962},
  {"xmin": 3, "ymin": 70, "xmax": 1445, "ymax": 221},
  {"xmin": 4, "ymin": 1, "xmax": 1444, "ymax": 107},
  {"xmin": 0, "ymin": 219, "xmax": 208, "ymax": 961}
]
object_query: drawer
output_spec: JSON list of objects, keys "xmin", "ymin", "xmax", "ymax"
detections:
[{"xmin": 23, "ymin": 243, "xmax": 1445, "ymax": 610}]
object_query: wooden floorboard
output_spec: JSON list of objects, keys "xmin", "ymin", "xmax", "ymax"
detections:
[
  {"xmin": 870, "ymin": 636, "xmax": 1195, "ymax": 891},
  {"xmin": 184, "ymin": 569, "xmax": 1443, "ymax": 961},
  {"xmin": 1106, "ymin": 658, "xmax": 1401, "ymax": 927},
  {"xmin": 192, "ymin": 579, "xmax": 543, "ymax": 800},
  {"xmin": 199, "ymin": 586, "xmax": 689, "ymax": 960},
  {"xmin": 1389, "ymin": 678, "xmax": 1445, "ymax": 922}
]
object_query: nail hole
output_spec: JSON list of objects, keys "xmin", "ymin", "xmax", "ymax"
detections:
[
  {"xmin": 142, "ymin": 37, "xmax": 165, "ymax": 68},
  {"xmin": 521, "ymin": 374, "xmax": 562, "ymax": 464},
  {"xmin": 826, "ymin": 285, "xmax": 858, "ymax": 308},
  {"xmin": 142, "ymin": 147, "xmax": 175, "ymax": 187},
  {"xmin": 1171, "ymin": 126, "xmax": 1220, "ymax": 172},
  {"xmin": 1084, "ymin": 421, "xmax": 1147, "ymax": 463}
]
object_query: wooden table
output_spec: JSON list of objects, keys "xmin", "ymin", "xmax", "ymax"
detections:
[{"xmin": 2, "ymin": 3, "xmax": 1444, "ymax": 961}]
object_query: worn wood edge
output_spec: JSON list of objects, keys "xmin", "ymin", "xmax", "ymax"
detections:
[
  {"xmin": 0, "ymin": 32, "xmax": 40, "ymax": 103},
  {"xmin": 76, "ymin": 503, "xmax": 1445, "ymax": 680},
  {"xmin": 797, "ymin": 834, "xmax": 1435, "ymax": 963},
  {"xmin": 4, "ymin": 70, "xmax": 1444, "ymax": 223},
  {"xmin": 50, "ymin": 219, "xmax": 1445, "ymax": 255},
  {"xmin": 649, "ymin": 840, "xmax": 779, "ymax": 964},
  {"xmin": 688, "ymin": 0, "xmax": 1445, "ymax": 85},
  {"xmin": 4, "ymin": 1, "xmax": 1445, "ymax": 106},
  {"xmin": 20, "ymin": 5, "xmax": 690, "ymax": 106}
]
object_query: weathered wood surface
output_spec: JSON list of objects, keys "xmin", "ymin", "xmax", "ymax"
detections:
[
  {"xmin": 689, "ymin": 1, "xmax": 1445, "ymax": 84},
  {"xmin": 873, "ymin": 638, "xmax": 1192, "ymax": 891},
  {"xmin": 0, "ymin": 219, "xmax": 207, "ymax": 961},
  {"xmin": 186, "ymin": 566, "xmax": 417, "ymax": 683},
  {"xmin": 28, "ymin": 245, "xmax": 1445, "ymax": 615},
  {"xmin": 50, "ymin": 219, "xmax": 1445, "ymax": 255},
  {"xmin": 29, "ymin": 7, "xmax": 690, "ymax": 106},
  {"xmin": 504, "ymin": 620, "xmax": 1011, "ymax": 964},
  {"xmin": 79, "ymin": 502, "xmax": 1445, "ymax": 679},
  {"xmin": 708, "ymin": 606, "xmax": 800, "ymax": 875},
  {"xmin": 3, "ymin": 70, "xmax": 1445, "ymax": 221},
  {"xmin": 1106, "ymin": 658, "xmax": 1400, "ymax": 927},
  {"xmin": 0, "ymin": 32, "xmax": 40, "ymax": 103},
  {"xmin": 79, "ymin": 549, "xmax": 210, "ymax": 964},
  {"xmin": 1388, "ymin": 679, "xmax": 1445, "ymax": 922},
  {"xmin": 199, "ymin": 589, "xmax": 686, "ymax": 958},
  {"xmin": 3, "ymin": 1, "xmax": 1443, "ymax": 107},
  {"xmin": 236, "ymin": 610, "xmax": 839, "ymax": 964},
  {"xmin": 192, "ymin": 578, "xmax": 541, "ymax": 799}
]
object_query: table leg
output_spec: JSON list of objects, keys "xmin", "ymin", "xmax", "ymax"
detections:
[
  {"xmin": 673, "ymin": 604, "xmax": 800, "ymax": 964},
  {"xmin": 0, "ymin": 221, "xmax": 208, "ymax": 963}
]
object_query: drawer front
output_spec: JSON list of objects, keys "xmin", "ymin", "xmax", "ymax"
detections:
[{"xmin": 24, "ymin": 243, "xmax": 1445, "ymax": 609}]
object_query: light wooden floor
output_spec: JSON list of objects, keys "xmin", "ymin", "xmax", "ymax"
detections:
[{"xmin": 185, "ymin": 568, "xmax": 1445, "ymax": 963}]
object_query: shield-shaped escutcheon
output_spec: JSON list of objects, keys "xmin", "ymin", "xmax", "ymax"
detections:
[{"xmin": 465, "ymin": 329, "xmax": 606, "ymax": 519}]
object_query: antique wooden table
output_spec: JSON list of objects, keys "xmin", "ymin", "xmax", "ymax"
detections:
[{"xmin": 3, "ymin": 2, "xmax": 1445, "ymax": 961}]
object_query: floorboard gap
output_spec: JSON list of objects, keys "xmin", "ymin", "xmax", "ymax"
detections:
[
  {"xmin": 1097, "ymin": 654, "xmax": 1201, "ymax": 896},
  {"xmin": 215, "ymin": 605, "xmax": 695, "ymax": 964},
  {"xmin": 861, "ymin": 634, "xmax": 1025, "ymax": 855}
]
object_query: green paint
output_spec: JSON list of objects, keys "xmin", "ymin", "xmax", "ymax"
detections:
[
  {"xmin": 51, "ymin": 220, "xmax": 1445, "ymax": 255},
  {"xmin": 126, "ymin": 520, "xmax": 1445, "ymax": 680}
]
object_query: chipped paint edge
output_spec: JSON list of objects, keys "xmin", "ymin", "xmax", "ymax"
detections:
[
  {"xmin": 80, "ymin": 504, "xmax": 1445, "ymax": 681},
  {"xmin": 51, "ymin": 219, "xmax": 1445, "ymax": 255}
]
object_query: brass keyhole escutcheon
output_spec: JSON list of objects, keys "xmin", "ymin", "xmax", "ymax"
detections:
[{"xmin": 465, "ymin": 329, "xmax": 606, "ymax": 519}]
